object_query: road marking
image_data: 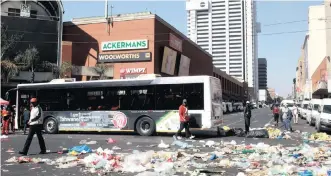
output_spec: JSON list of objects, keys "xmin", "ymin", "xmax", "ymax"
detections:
[{"xmin": 263, "ymin": 116, "xmax": 275, "ymax": 127}]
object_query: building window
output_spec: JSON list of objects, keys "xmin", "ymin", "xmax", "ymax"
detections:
[{"xmin": 8, "ymin": 8, "xmax": 20, "ymax": 17}]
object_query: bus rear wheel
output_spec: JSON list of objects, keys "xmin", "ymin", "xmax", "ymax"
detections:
[
  {"xmin": 44, "ymin": 118, "xmax": 58, "ymax": 134},
  {"xmin": 136, "ymin": 117, "xmax": 155, "ymax": 136}
]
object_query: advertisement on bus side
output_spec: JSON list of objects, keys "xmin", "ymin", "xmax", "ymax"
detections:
[
  {"xmin": 47, "ymin": 110, "xmax": 202, "ymax": 132},
  {"xmin": 57, "ymin": 111, "xmax": 128, "ymax": 131}
]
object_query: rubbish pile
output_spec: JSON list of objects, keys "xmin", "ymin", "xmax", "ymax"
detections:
[
  {"xmin": 5, "ymin": 136, "xmax": 331, "ymax": 176},
  {"xmin": 221, "ymin": 125, "xmax": 290, "ymax": 139},
  {"xmin": 309, "ymin": 132, "xmax": 331, "ymax": 141}
]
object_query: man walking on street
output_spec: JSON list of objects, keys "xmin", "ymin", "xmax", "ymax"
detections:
[
  {"xmin": 174, "ymin": 99, "xmax": 195, "ymax": 140},
  {"xmin": 19, "ymin": 98, "xmax": 46, "ymax": 155},
  {"xmin": 244, "ymin": 101, "xmax": 252, "ymax": 134}
]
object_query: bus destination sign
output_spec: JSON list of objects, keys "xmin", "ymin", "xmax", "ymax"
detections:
[{"xmin": 98, "ymin": 52, "xmax": 151, "ymax": 63}]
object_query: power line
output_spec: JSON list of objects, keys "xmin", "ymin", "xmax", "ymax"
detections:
[
  {"xmin": 262, "ymin": 16, "xmax": 331, "ymax": 27},
  {"xmin": 3, "ymin": 27, "xmax": 331, "ymax": 44}
]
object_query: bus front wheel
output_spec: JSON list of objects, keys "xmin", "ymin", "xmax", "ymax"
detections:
[
  {"xmin": 44, "ymin": 118, "xmax": 59, "ymax": 134},
  {"xmin": 136, "ymin": 117, "xmax": 155, "ymax": 136}
]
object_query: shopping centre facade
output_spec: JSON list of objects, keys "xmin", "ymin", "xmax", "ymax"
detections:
[{"xmin": 62, "ymin": 12, "xmax": 248, "ymax": 101}]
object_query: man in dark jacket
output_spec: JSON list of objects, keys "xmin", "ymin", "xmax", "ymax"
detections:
[{"xmin": 244, "ymin": 101, "xmax": 252, "ymax": 134}]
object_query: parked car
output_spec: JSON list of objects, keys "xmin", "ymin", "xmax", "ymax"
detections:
[
  {"xmin": 222, "ymin": 102, "xmax": 227, "ymax": 114},
  {"xmin": 300, "ymin": 100, "xmax": 310, "ymax": 119},
  {"xmin": 307, "ymin": 99, "xmax": 322, "ymax": 126},
  {"xmin": 251, "ymin": 102, "xmax": 257, "ymax": 109},
  {"xmin": 315, "ymin": 98, "xmax": 331, "ymax": 132},
  {"xmin": 233, "ymin": 102, "xmax": 244, "ymax": 112},
  {"xmin": 226, "ymin": 102, "xmax": 233, "ymax": 113}
]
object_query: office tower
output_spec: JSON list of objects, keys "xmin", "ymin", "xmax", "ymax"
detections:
[
  {"xmin": 258, "ymin": 58, "xmax": 267, "ymax": 89},
  {"xmin": 186, "ymin": 0, "xmax": 259, "ymax": 98}
]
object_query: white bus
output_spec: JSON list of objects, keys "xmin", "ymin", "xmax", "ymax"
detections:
[{"xmin": 11, "ymin": 76, "xmax": 223, "ymax": 136}]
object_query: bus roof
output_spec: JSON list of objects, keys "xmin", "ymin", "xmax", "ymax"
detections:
[{"xmin": 17, "ymin": 76, "xmax": 214, "ymax": 90}]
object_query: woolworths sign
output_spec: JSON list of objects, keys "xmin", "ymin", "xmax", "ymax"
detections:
[{"xmin": 101, "ymin": 40, "xmax": 148, "ymax": 51}]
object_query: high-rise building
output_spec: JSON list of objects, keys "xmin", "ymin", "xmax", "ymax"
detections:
[
  {"xmin": 186, "ymin": 0, "xmax": 259, "ymax": 99},
  {"xmin": 258, "ymin": 58, "xmax": 267, "ymax": 89}
]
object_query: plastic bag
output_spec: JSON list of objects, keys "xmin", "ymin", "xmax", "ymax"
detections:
[
  {"xmin": 246, "ymin": 129, "xmax": 269, "ymax": 138},
  {"xmin": 69, "ymin": 145, "xmax": 92, "ymax": 153}
]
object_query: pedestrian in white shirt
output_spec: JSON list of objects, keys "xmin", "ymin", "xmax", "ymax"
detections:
[
  {"xmin": 19, "ymin": 98, "xmax": 46, "ymax": 155},
  {"xmin": 293, "ymin": 104, "xmax": 299, "ymax": 124}
]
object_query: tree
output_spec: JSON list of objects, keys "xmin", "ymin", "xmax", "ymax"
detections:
[
  {"xmin": 1, "ymin": 23, "xmax": 23, "ymax": 60},
  {"xmin": 92, "ymin": 63, "xmax": 110, "ymax": 80},
  {"xmin": 14, "ymin": 45, "xmax": 40, "ymax": 83},
  {"xmin": 1, "ymin": 23, "xmax": 23, "ymax": 82},
  {"xmin": 43, "ymin": 61, "xmax": 73, "ymax": 78},
  {"xmin": 57, "ymin": 61, "xmax": 73, "ymax": 78},
  {"xmin": 0, "ymin": 59, "xmax": 19, "ymax": 83}
]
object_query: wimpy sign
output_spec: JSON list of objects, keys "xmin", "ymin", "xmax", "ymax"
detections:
[{"xmin": 121, "ymin": 68, "xmax": 147, "ymax": 74}]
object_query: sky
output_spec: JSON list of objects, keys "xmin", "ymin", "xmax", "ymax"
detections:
[{"xmin": 62, "ymin": 0, "xmax": 323, "ymax": 97}]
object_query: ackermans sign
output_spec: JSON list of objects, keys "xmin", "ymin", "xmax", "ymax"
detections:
[
  {"xmin": 101, "ymin": 40, "xmax": 148, "ymax": 51},
  {"xmin": 98, "ymin": 52, "xmax": 151, "ymax": 63}
]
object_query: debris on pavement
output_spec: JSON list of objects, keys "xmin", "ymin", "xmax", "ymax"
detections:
[
  {"xmin": 246, "ymin": 129, "xmax": 269, "ymax": 138},
  {"xmin": 158, "ymin": 140, "xmax": 170, "ymax": 148},
  {"xmin": 107, "ymin": 138, "xmax": 116, "ymax": 144},
  {"xmin": 0, "ymin": 135, "xmax": 8, "ymax": 139},
  {"xmin": 68, "ymin": 145, "xmax": 92, "ymax": 156},
  {"xmin": 6, "ymin": 148, "xmax": 14, "ymax": 153},
  {"xmin": 79, "ymin": 140, "xmax": 97, "ymax": 145},
  {"xmin": 4, "ymin": 130, "xmax": 331, "ymax": 176},
  {"xmin": 266, "ymin": 127, "xmax": 282, "ymax": 139},
  {"xmin": 112, "ymin": 146, "xmax": 121, "ymax": 150},
  {"xmin": 309, "ymin": 132, "xmax": 331, "ymax": 141},
  {"xmin": 172, "ymin": 140, "xmax": 193, "ymax": 149},
  {"xmin": 0, "ymin": 135, "xmax": 9, "ymax": 141}
]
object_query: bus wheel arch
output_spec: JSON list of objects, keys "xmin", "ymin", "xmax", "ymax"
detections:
[
  {"xmin": 43, "ymin": 116, "xmax": 59, "ymax": 134},
  {"xmin": 135, "ymin": 116, "xmax": 156, "ymax": 136}
]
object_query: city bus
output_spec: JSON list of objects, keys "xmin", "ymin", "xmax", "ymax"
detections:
[{"xmin": 11, "ymin": 76, "xmax": 223, "ymax": 136}]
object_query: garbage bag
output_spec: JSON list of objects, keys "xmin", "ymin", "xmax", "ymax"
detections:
[
  {"xmin": 218, "ymin": 128, "xmax": 226, "ymax": 137},
  {"xmin": 246, "ymin": 129, "xmax": 269, "ymax": 138},
  {"xmin": 226, "ymin": 129, "xmax": 236, "ymax": 136},
  {"xmin": 233, "ymin": 128, "xmax": 245, "ymax": 137},
  {"xmin": 222, "ymin": 126, "xmax": 230, "ymax": 131},
  {"xmin": 218, "ymin": 128, "xmax": 236, "ymax": 137}
]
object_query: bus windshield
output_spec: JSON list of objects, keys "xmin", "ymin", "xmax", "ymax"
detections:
[{"xmin": 287, "ymin": 103, "xmax": 293, "ymax": 107}]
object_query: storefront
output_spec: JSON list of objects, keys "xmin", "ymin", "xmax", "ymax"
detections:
[{"xmin": 62, "ymin": 12, "xmax": 213, "ymax": 80}]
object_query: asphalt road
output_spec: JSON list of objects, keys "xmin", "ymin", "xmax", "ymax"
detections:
[{"xmin": 0, "ymin": 108, "xmax": 325, "ymax": 176}]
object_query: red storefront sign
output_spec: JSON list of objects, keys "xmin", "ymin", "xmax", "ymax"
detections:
[
  {"xmin": 169, "ymin": 33, "xmax": 183, "ymax": 52},
  {"xmin": 120, "ymin": 68, "xmax": 147, "ymax": 79}
]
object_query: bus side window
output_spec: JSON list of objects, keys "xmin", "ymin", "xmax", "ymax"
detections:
[
  {"xmin": 156, "ymin": 84, "xmax": 183, "ymax": 110},
  {"xmin": 183, "ymin": 83, "xmax": 204, "ymax": 110}
]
